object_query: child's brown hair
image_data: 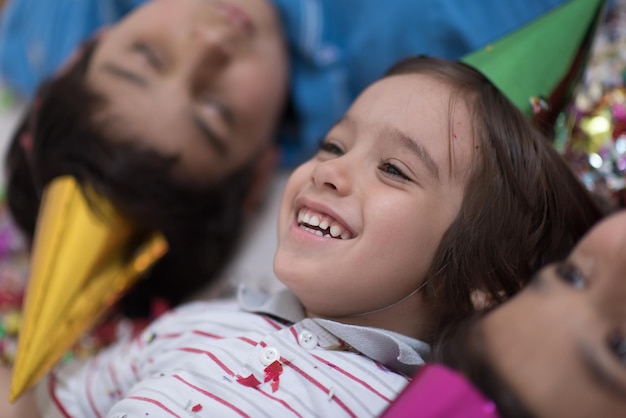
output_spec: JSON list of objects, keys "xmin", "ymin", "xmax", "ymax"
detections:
[{"xmin": 385, "ymin": 56, "xmax": 603, "ymax": 341}]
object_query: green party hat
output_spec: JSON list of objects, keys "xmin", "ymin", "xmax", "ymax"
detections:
[{"xmin": 462, "ymin": 0, "xmax": 606, "ymax": 117}]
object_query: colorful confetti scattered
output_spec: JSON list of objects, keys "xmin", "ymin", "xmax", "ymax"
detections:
[{"xmin": 556, "ymin": 0, "xmax": 626, "ymax": 210}]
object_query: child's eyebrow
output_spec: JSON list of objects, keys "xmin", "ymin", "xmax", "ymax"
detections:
[{"xmin": 381, "ymin": 126, "xmax": 440, "ymax": 180}]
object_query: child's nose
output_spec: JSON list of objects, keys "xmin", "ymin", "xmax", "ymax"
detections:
[
  {"xmin": 591, "ymin": 212, "xmax": 626, "ymax": 317},
  {"xmin": 193, "ymin": 24, "xmax": 234, "ymax": 63},
  {"xmin": 311, "ymin": 157, "xmax": 352, "ymax": 195},
  {"xmin": 593, "ymin": 262, "xmax": 626, "ymax": 319}
]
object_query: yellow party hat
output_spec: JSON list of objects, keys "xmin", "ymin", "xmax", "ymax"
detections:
[{"xmin": 9, "ymin": 176, "xmax": 167, "ymax": 401}]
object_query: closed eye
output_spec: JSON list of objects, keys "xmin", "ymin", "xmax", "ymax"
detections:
[
  {"xmin": 200, "ymin": 96, "xmax": 235, "ymax": 131},
  {"xmin": 132, "ymin": 42, "xmax": 162, "ymax": 70}
]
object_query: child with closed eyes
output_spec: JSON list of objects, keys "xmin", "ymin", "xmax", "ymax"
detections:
[
  {"xmin": 387, "ymin": 209, "xmax": 626, "ymax": 418},
  {"xmin": 1, "ymin": 55, "xmax": 602, "ymax": 417},
  {"xmin": 4, "ymin": 0, "xmax": 291, "ymax": 327}
]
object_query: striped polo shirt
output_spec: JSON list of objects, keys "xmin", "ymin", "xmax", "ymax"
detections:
[{"xmin": 35, "ymin": 287, "xmax": 429, "ymax": 417}]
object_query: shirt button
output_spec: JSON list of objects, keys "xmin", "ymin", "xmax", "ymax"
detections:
[
  {"xmin": 298, "ymin": 330, "xmax": 318, "ymax": 350},
  {"xmin": 260, "ymin": 347, "xmax": 280, "ymax": 365}
]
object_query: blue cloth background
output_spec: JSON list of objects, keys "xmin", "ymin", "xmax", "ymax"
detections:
[{"xmin": 0, "ymin": 0, "xmax": 567, "ymax": 165}]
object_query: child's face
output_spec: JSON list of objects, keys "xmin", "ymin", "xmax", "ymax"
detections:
[
  {"xmin": 274, "ymin": 73, "xmax": 477, "ymax": 335},
  {"xmin": 86, "ymin": 0, "xmax": 288, "ymax": 186},
  {"xmin": 481, "ymin": 211, "xmax": 626, "ymax": 417}
]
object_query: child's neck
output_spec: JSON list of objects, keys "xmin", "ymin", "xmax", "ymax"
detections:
[{"xmin": 305, "ymin": 295, "xmax": 432, "ymax": 341}]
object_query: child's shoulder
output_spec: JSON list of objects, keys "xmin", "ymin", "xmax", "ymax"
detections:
[
  {"xmin": 148, "ymin": 297, "xmax": 278, "ymax": 335},
  {"xmin": 160, "ymin": 297, "xmax": 243, "ymax": 324}
]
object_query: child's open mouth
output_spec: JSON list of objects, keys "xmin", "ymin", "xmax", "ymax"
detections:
[{"xmin": 297, "ymin": 208, "xmax": 353, "ymax": 239}]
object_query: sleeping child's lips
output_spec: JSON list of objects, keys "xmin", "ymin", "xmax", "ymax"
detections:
[{"xmin": 214, "ymin": 1, "xmax": 256, "ymax": 36}]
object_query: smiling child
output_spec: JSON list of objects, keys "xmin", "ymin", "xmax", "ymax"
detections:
[{"xmin": 1, "ymin": 55, "xmax": 602, "ymax": 417}]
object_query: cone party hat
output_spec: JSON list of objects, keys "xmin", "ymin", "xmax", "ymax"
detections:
[
  {"xmin": 462, "ymin": 0, "xmax": 605, "ymax": 118},
  {"xmin": 9, "ymin": 176, "xmax": 168, "ymax": 401}
]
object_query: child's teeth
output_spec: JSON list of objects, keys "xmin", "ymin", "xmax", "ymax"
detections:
[{"xmin": 297, "ymin": 208, "xmax": 353, "ymax": 240}]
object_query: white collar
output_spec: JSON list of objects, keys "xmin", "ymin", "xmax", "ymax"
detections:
[{"xmin": 238, "ymin": 285, "xmax": 430, "ymax": 376}]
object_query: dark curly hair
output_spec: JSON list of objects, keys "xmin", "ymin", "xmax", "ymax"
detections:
[{"xmin": 5, "ymin": 38, "xmax": 259, "ymax": 317}]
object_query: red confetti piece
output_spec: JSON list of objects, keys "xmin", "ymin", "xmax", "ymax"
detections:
[
  {"xmin": 263, "ymin": 361, "xmax": 283, "ymax": 382},
  {"xmin": 151, "ymin": 298, "xmax": 171, "ymax": 319},
  {"xmin": 236, "ymin": 373, "xmax": 261, "ymax": 388},
  {"xmin": 264, "ymin": 361, "xmax": 283, "ymax": 392},
  {"xmin": 20, "ymin": 133, "xmax": 33, "ymax": 152},
  {"xmin": 271, "ymin": 379, "xmax": 279, "ymax": 392},
  {"xmin": 191, "ymin": 403, "xmax": 203, "ymax": 412}
]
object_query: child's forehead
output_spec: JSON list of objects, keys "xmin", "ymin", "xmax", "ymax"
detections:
[
  {"xmin": 350, "ymin": 74, "xmax": 466, "ymax": 127},
  {"xmin": 368, "ymin": 72, "xmax": 454, "ymax": 98},
  {"xmin": 573, "ymin": 211, "xmax": 626, "ymax": 264}
]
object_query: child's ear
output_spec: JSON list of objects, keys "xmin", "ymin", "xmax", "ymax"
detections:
[
  {"xmin": 243, "ymin": 146, "xmax": 280, "ymax": 215},
  {"xmin": 470, "ymin": 288, "xmax": 506, "ymax": 310}
]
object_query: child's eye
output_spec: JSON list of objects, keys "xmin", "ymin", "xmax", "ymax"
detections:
[
  {"xmin": 555, "ymin": 262, "xmax": 587, "ymax": 289},
  {"xmin": 379, "ymin": 161, "xmax": 410, "ymax": 181},
  {"xmin": 132, "ymin": 42, "xmax": 162, "ymax": 70},
  {"xmin": 608, "ymin": 332, "xmax": 626, "ymax": 365},
  {"xmin": 318, "ymin": 140, "xmax": 343, "ymax": 156}
]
